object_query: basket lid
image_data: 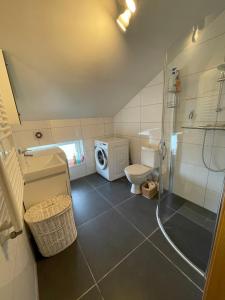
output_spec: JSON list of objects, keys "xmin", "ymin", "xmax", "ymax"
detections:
[{"xmin": 24, "ymin": 195, "xmax": 72, "ymax": 223}]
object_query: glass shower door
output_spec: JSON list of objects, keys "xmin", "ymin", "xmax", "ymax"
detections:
[{"xmin": 157, "ymin": 12, "xmax": 225, "ymax": 277}]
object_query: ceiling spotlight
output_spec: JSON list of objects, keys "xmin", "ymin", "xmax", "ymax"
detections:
[
  {"xmin": 116, "ymin": 9, "xmax": 132, "ymax": 32},
  {"xmin": 192, "ymin": 25, "xmax": 199, "ymax": 42},
  {"xmin": 126, "ymin": 0, "xmax": 136, "ymax": 13}
]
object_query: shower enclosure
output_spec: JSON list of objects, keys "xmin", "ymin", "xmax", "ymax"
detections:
[{"xmin": 157, "ymin": 12, "xmax": 225, "ymax": 279}]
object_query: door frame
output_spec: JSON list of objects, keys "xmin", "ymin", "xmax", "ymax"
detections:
[{"xmin": 203, "ymin": 188, "xmax": 225, "ymax": 300}]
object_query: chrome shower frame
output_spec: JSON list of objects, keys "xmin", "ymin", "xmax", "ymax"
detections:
[{"xmin": 156, "ymin": 53, "xmax": 225, "ymax": 279}]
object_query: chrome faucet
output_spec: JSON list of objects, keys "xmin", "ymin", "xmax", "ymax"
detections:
[{"xmin": 18, "ymin": 149, "xmax": 33, "ymax": 157}]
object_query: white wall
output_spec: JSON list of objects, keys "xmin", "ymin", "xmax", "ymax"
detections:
[
  {"xmin": 12, "ymin": 117, "xmax": 113, "ymax": 179},
  {"xmin": 114, "ymin": 71, "xmax": 164, "ymax": 164},
  {"xmin": 169, "ymin": 11, "xmax": 225, "ymax": 213},
  {"xmin": 113, "ymin": 10, "xmax": 225, "ymax": 213},
  {"xmin": 0, "ymin": 227, "xmax": 38, "ymax": 300}
]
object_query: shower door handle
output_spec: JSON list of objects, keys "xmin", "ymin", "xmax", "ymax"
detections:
[{"xmin": 159, "ymin": 140, "xmax": 167, "ymax": 160}]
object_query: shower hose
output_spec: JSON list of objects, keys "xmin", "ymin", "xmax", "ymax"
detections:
[{"xmin": 202, "ymin": 129, "xmax": 225, "ymax": 172}]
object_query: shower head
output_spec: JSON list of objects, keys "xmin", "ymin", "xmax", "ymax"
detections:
[{"xmin": 217, "ymin": 63, "xmax": 225, "ymax": 71}]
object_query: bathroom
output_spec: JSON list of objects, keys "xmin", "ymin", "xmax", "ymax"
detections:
[{"xmin": 0, "ymin": 1, "xmax": 225, "ymax": 299}]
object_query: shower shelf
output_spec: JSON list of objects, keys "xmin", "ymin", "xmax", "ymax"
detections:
[{"xmin": 182, "ymin": 125, "xmax": 225, "ymax": 131}]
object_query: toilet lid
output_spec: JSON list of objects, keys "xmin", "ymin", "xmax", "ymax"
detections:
[{"xmin": 125, "ymin": 164, "xmax": 151, "ymax": 176}]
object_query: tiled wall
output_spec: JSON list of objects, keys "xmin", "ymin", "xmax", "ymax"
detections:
[
  {"xmin": 12, "ymin": 117, "xmax": 113, "ymax": 180},
  {"xmin": 113, "ymin": 11, "xmax": 225, "ymax": 213},
  {"xmin": 168, "ymin": 11, "xmax": 225, "ymax": 213},
  {"xmin": 114, "ymin": 71, "xmax": 164, "ymax": 164},
  {"xmin": 0, "ymin": 229, "xmax": 38, "ymax": 300}
]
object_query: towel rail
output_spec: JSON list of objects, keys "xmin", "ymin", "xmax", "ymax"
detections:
[{"xmin": 0, "ymin": 95, "xmax": 24, "ymax": 245}]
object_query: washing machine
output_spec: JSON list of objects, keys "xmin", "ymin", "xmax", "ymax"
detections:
[{"xmin": 95, "ymin": 138, "xmax": 129, "ymax": 181}]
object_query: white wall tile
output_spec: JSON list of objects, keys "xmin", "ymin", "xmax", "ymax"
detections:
[
  {"xmin": 49, "ymin": 119, "xmax": 81, "ymax": 127},
  {"xmin": 209, "ymin": 146, "xmax": 225, "ymax": 171},
  {"xmin": 81, "ymin": 123, "xmax": 105, "ymax": 139},
  {"xmin": 123, "ymin": 94, "xmax": 141, "ymax": 109},
  {"xmin": 13, "ymin": 131, "xmax": 39, "ymax": 148},
  {"xmin": 140, "ymin": 122, "xmax": 161, "ymax": 141},
  {"xmin": 51, "ymin": 126, "xmax": 82, "ymax": 143},
  {"xmin": 12, "ymin": 118, "xmax": 111, "ymax": 179},
  {"xmin": 112, "ymin": 14, "xmax": 225, "ymax": 213},
  {"xmin": 146, "ymin": 71, "xmax": 163, "ymax": 87},
  {"xmin": 176, "ymin": 142, "xmax": 211, "ymax": 168},
  {"xmin": 204, "ymin": 171, "xmax": 224, "ymax": 213},
  {"xmin": 180, "ymin": 68, "xmax": 219, "ymax": 100},
  {"xmin": 104, "ymin": 123, "xmax": 113, "ymax": 137},
  {"xmin": 173, "ymin": 162, "xmax": 208, "ymax": 206},
  {"xmin": 172, "ymin": 33, "xmax": 225, "ymax": 76},
  {"xmin": 103, "ymin": 117, "xmax": 113, "ymax": 124},
  {"xmin": 121, "ymin": 106, "xmax": 141, "ymax": 123},
  {"xmin": 38, "ymin": 128, "xmax": 53, "ymax": 145},
  {"xmin": 114, "ymin": 123, "xmax": 140, "ymax": 137},
  {"xmin": 141, "ymin": 84, "xmax": 163, "ymax": 106},
  {"xmin": 177, "ymin": 96, "xmax": 218, "ymax": 125},
  {"xmin": 129, "ymin": 137, "xmax": 141, "ymax": 164},
  {"xmin": 141, "ymin": 104, "xmax": 162, "ymax": 123},
  {"xmin": 80, "ymin": 117, "xmax": 104, "ymax": 126}
]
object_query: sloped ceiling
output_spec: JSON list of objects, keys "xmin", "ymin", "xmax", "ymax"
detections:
[{"xmin": 0, "ymin": 0, "xmax": 225, "ymax": 120}]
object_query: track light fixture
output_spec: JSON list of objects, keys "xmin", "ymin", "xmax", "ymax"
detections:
[{"xmin": 116, "ymin": 0, "xmax": 136, "ymax": 32}]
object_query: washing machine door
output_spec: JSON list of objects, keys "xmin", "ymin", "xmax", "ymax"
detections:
[{"xmin": 95, "ymin": 146, "xmax": 107, "ymax": 170}]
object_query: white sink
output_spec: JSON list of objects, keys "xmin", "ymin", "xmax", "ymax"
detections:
[{"xmin": 22, "ymin": 153, "xmax": 67, "ymax": 182}]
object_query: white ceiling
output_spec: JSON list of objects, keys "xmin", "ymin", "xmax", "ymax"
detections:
[{"xmin": 0, "ymin": 0, "xmax": 225, "ymax": 120}]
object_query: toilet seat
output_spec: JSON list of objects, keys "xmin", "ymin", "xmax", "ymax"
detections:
[{"xmin": 125, "ymin": 164, "xmax": 152, "ymax": 176}]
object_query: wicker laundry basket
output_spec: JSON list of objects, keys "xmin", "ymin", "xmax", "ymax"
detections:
[{"xmin": 24, "ymin": 195, "xmax": 77, "ymax": 257}]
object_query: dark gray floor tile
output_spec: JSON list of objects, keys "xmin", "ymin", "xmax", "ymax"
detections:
[
  {"xmin": 78, "ymin": 209, "xmax": 144, "ymax": 280},
  {"xmin": 177, "ymin": 203, "xmax": 216, "ymax": 233},
  {"xmin": 181, "ymin": 201, "xmax": 217, "ymax": 221},
  {"xmin": 163, "ymin": 213, "xmax": 213, "ymax": 272},
  {"xmin": 150, "ymin": 228, "xmax": 205, "ymax": 289},
  {"xmin": 71, "ymin": 177, "xmax": 93, "ymax": 197},
  {"xmin": 85, "ymin": 173, "xmax": 108, "ymax": 187},
  {"xmin": 158, "ymin": 200, "xmax": 175, "ymax": 223},
  {"xmin": 97, "ymin": 179, "xmax": 132, "ymax": 205},
  {"xmin": 99, "ymin": 241, "xmax": 202, "ymax": 300},
  {"xmin": 37, "ymin": 242, "xmax": 94, "ymax": 300},
  {"xmin": 72, "ymin": 190, "xmax": 111, "ymax": 226},
  {"xmin": 178, "ymin": 203, "xmax": 215, "ymax": 232},
  {"xmin": 79, "ymin": 287, "xmax": 102, "ymax": 300},
  {"xmin": 161, "ymin": 192, "xmax": 187, "ymax": 211},
  {"xmin": 117, "ymin": 195, "xmax": 159, "ymax": 236}
]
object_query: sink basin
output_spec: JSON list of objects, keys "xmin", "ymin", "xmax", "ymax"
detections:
[{"xmin": 22, "ymin": 153, "xmax": 67, "ymax": 182}]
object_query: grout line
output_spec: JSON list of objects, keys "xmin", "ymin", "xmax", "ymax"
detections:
[
  {"xmin": 75, "ymin": 284, "xmax": 98, "ymax": 300},
  {"xmin": 160, "ymin": 208, "xmax": 178, "ymax": 225},
  {"xmin": 175, "ymin": 209, "xmax": 215, "ymax": 234},
  {"xmin": 113, "ymin": 194, "xmax": 136, "ymax": 208},
  {"xmin": 97, "ymin": 239, "xmax": 147, "ymax": 284},
  {"xmin": 147, "ymin": 239, "xmax": 204, "ymax": 293},
  {"xmin": 77, "ymin": 207, "xmax": 113, "ymax": 229},
  {"xmin": 73, "ymin": 176, "xmax": 204, "ymax": 295},
  {"xmin": 88, "ymin": 181, "xmax": 109, "ymax": 189},
  {"xmin": 147, "ymin": 226, "xmax": 160, "ymax": 239},
  {"xmin": 77, "ymin": 241, "xmax": 105, "ymax": 300},
  {"xmin": 94, "ymin": 187, "xmax": 147, "ymax": 239}
]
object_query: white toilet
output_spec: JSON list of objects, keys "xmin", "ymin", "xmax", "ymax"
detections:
[{"xmin": 125, "ymin": 146, "xmax": 159, "ymax": 194}]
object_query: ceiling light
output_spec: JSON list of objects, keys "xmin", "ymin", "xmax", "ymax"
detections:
[
  {"xmin": 126, "ymin": 0, "xmax": 136, "ymax": 13},
  {"xmin": 192, "ymin": 25, "xmax": 199, "ymax": 42},
  {"xmin": 116, "ymin": 9, "xmax": 132, "ymax": 32}
]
